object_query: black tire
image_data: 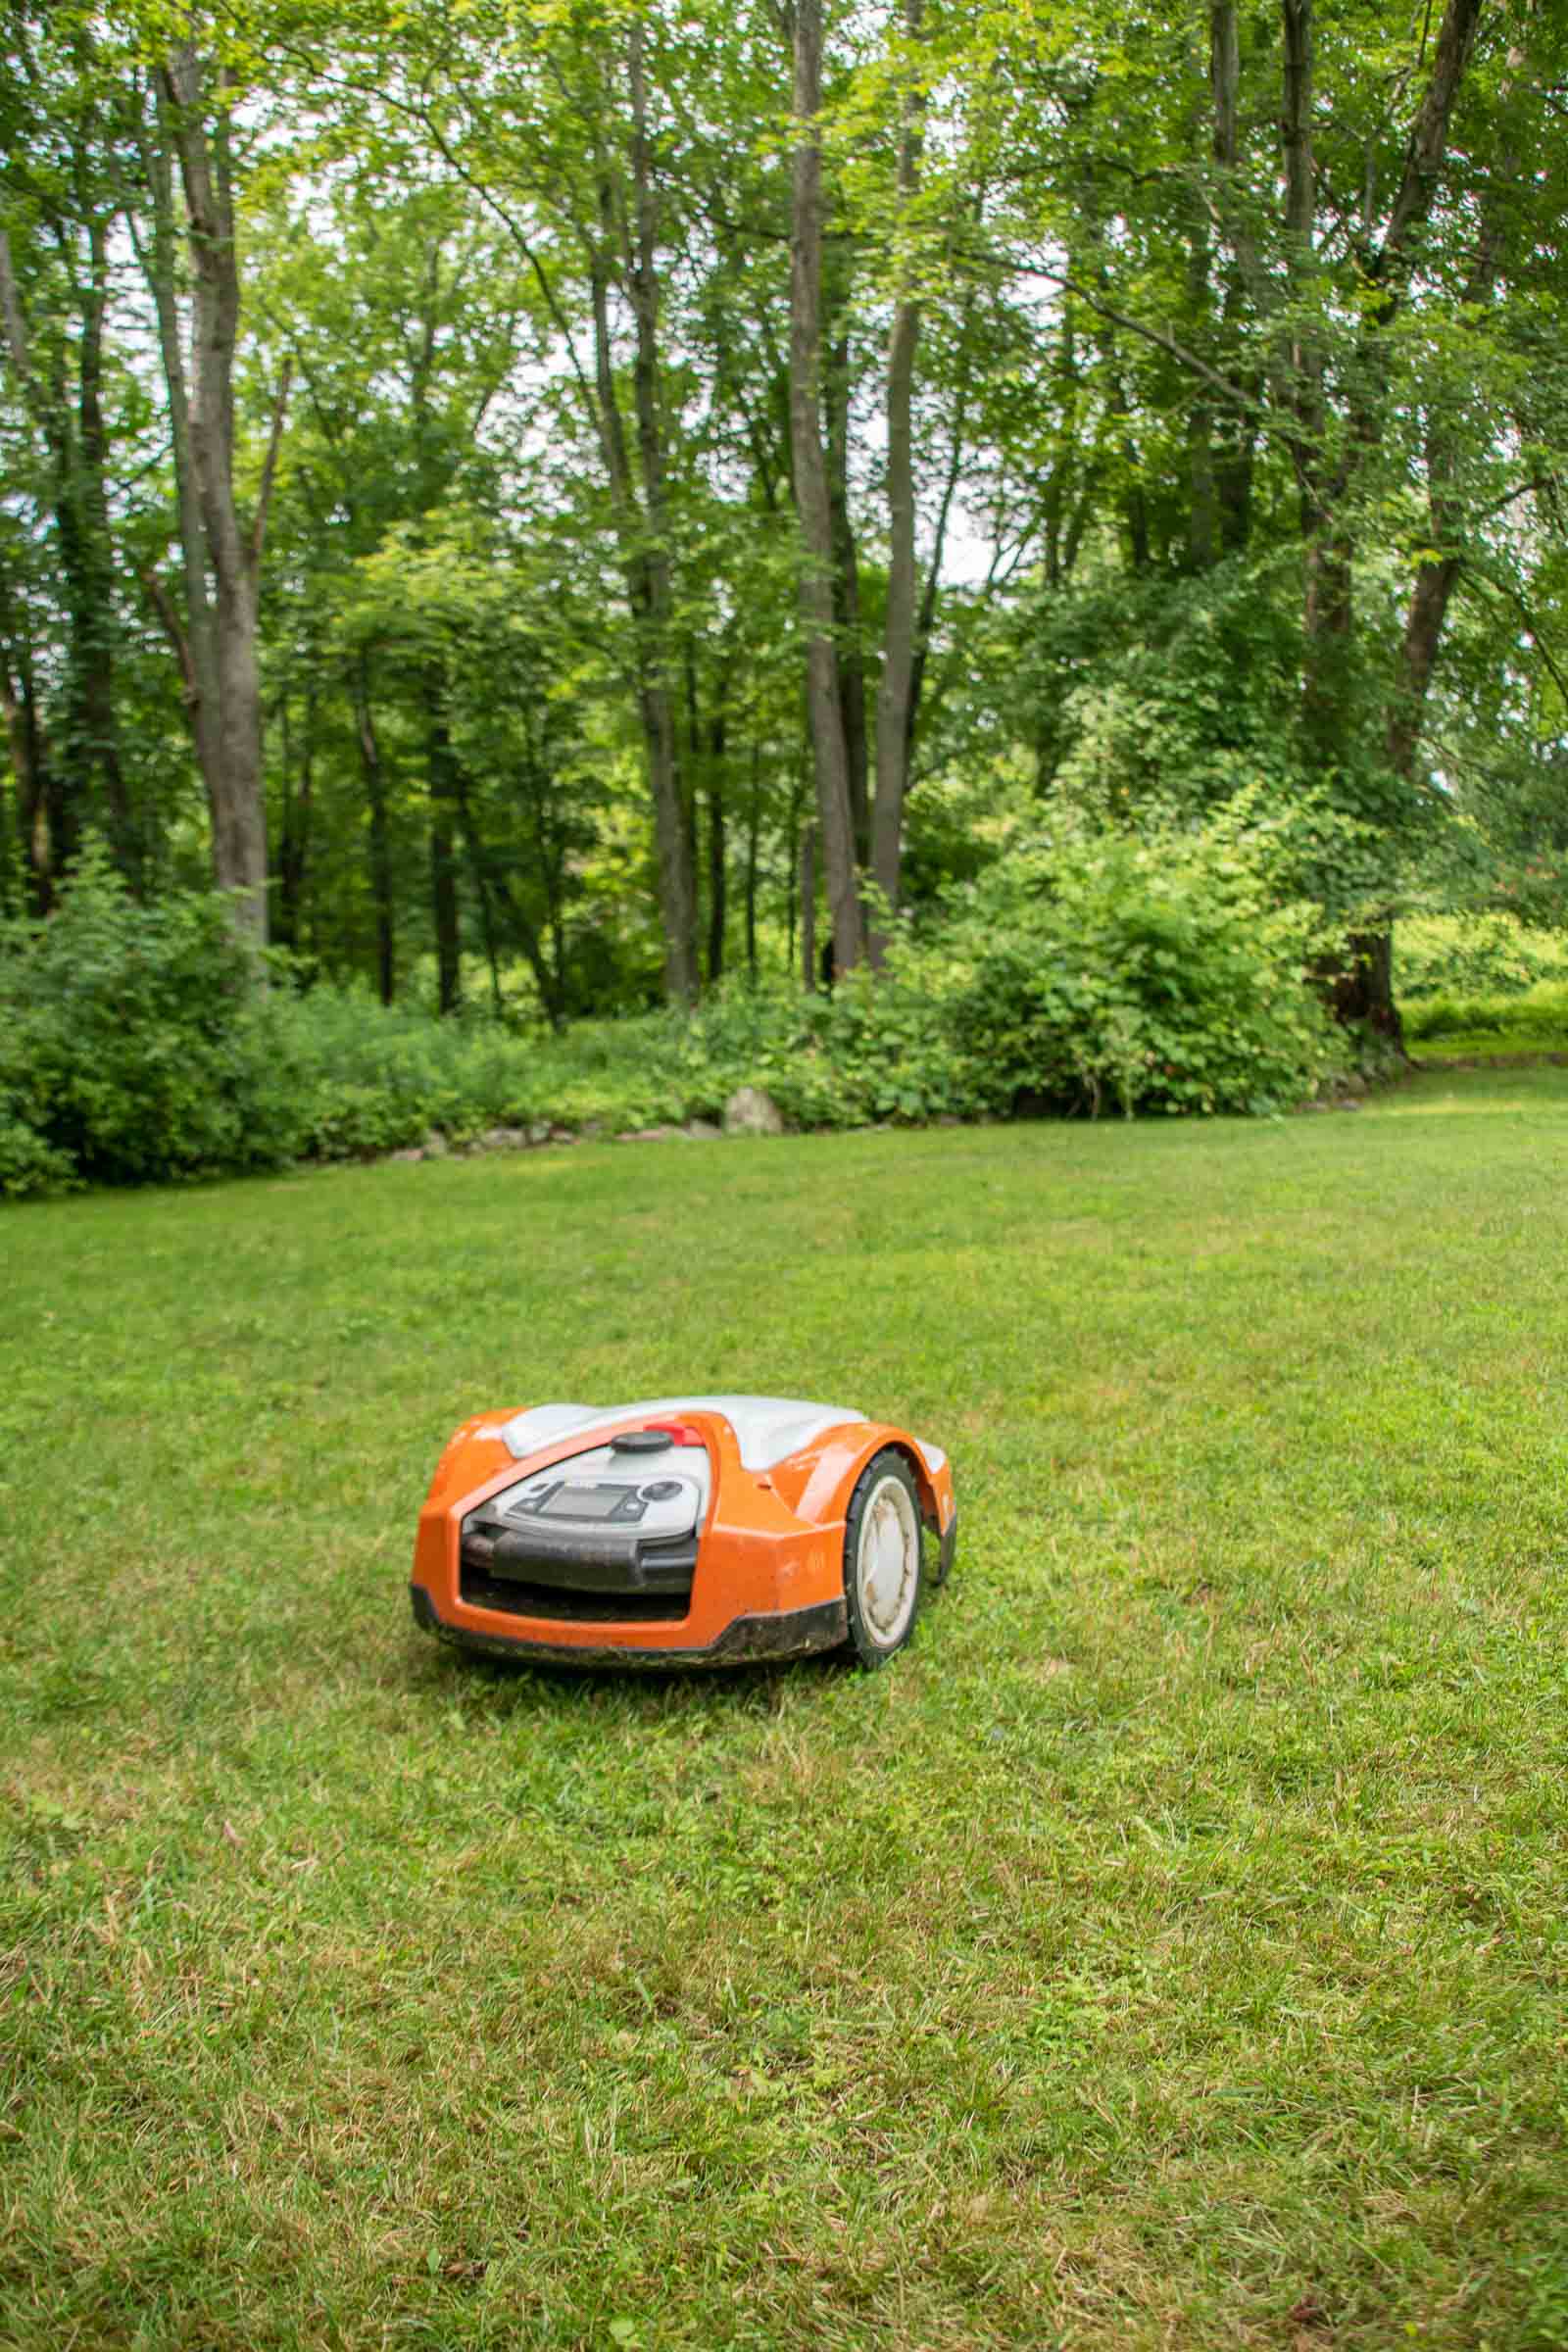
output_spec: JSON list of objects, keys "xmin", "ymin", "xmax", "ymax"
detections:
[{"xmin": 842, "ymin": 1449, "xmax": 924, "ymax": 1668}]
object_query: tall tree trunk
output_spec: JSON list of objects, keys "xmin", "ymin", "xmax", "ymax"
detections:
[
  {"xmin": 1278, "ymin": 0, "xmax": 1482, "ymax": 1038},
  {"xmin": 788, "ymin": 0, "xmax": 866, "ymax": 976},
  {"xmin": 522, "ymin": 716, "xmax": 569, "ymax": 1029},
  {"xmin": 825, "ymin": 328, "xmax": 869, "ymax": 859},
  {"xmin": 352, "ymin": 656, "xmax": 395, "ymax": 1005},
  {"xmin": 73, "ymin": 219, "xmax": 135, "ymax": 881},
  {"xmin": 160, "ymin": 44, "xmax": 271, "ymax": 947},
  {"xmin": 745, "ymin": 738, "xmax": 760, "ymax": 980},
  {"xmin": 0, "ymin": 223, "xmax": 126, "ymax": 887},
  {"xmin": 870, "ymin": 0, "xmax": 925, "ymax": 933},
  {"xmin": 134, "ymin": 81, "xmax": 223, "ymax": 831},
  {"xmin": 449, "ymin": 759, "xmax": 506, "ymax": 1017},
  {"xmin": 799, "ymin": 819, "xmax": 817, "ymax": 993},
  {"xmin": 424, "ymin": 664, "xmax": 462, "ymax": 1014},
  {"xmin": 275, "ymin": 678, "xmax": 314, "ymax": 953},
  {"xmin": 1385, "ymin": 202, "xmax": 1506, "ymax": 784},
  {"xmin": 707, "ymin": 707, "xmax": 727, "ymax": 985},
  {"xmin": 616, "ymin": 24, "xmax": 700, "ymax": 1004},
  {"xmin": 0, "ymin": 563, "xmax": 52, "ymax": 913}
]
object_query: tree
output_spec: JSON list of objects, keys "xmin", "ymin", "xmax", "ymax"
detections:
[{"xmin": 146, "ymin": 35, "xmax": 286, "ymax": 946}]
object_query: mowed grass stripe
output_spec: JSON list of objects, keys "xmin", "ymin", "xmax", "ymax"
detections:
[{"xmin": 3, "ymin": 1065, "xmax": 1567, "ymax": 2349}]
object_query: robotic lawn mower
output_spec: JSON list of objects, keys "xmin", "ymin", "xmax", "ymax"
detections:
[{"xmin": 411, "ymin": 1396, "xmax": 956, "ymax": 1670}]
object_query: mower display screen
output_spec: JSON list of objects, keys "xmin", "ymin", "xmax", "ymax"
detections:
[{"xmin": 539, "ymin": 1482, "xmax": 633, "ymax": 1524}]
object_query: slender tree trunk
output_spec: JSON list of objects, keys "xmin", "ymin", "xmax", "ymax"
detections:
[
  {"xmin": 275, "ymin": 678, "xmax": 314, "ymax": 952},
  {"xmin": 0, "ymin": 562, "xmax": 52, "ymax": 913},
  {"xmin": 0, "ymin": 223, "xmax": 129, "ymax": 888},
  {"xmin": 1, "ymin": 656, "xmax": 48, "ymax": 916},
  {"xmin": 788, "ymin": 0, "xmax": 865, "ymax": 976},
  {"xmin": 135, "ymin": 82, "xmax": 223, "ymax": 826},
  {"xmin": 74, "ymin": 219, "xmax": 135, "ymax": 881},
  {"xmin": 616, "ymin": 25, "xmax": 700, "ymax": 1004},
  {"xmin": 825, "ymin": 328, "xmax": 869, "ymax": 859},
  {"xmin": 1385, "ymin": 201, "xmax": 1506, "ymax": 785},
  {"xmin": 906, "ymin": 296, "xmax": 977, "ymax": 770},
  {"xmin": 423, "ymin": 665, "xmax": 462, "ymax": 1014},
  {"xmin": 352, "ymin": 656, "xmax": 395, "ymax": 1005},
  {"xmin": 870, "ymin": 0, "xmax": 925, "ymax": 934},
  {"xmin": 799, "ymin": 820, "xmax": 817, "ymax": 993},
  {"xmin": 449, "ymin": 759, "xmax": 505, "ymax": 1017},
  {"xmin": 707, "ymin": 707, "xmax": 727, "ymax": 985},
  {"xmin": 1277, "ymin": 0, "xmax": 1482, "ymax": 1039},
  {"xmin": 160, "ymin": 44, "xmax": 272, "ymax": 946},
  {"xmin": 745, "ymin": 738, "xmax": 760, "ymax": 980}
]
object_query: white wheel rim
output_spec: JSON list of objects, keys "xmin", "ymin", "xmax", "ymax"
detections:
[{"xmin": 855, "ymin": 1476, "xmax": 920, "ymax": 1648}]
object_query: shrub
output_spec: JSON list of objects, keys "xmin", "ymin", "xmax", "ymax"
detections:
[
  {"xmin": 1403, "ymin": 979, "xmax": 1568, "ymax": 1047},
  {"xmin": 0, "ymin": 848, "xmax": 284, "ymax": 1193},
  {"xmin": 2, "ymin": 812, "xmax": 1347, "ymax": 1201},
  {"xmin": 1396, "ymin": 914, "xmax": 1568, "ymax": 1003},
  {"xmin": 919, "ymin": 813, "xmax": 1338, "ymax": 1117}
]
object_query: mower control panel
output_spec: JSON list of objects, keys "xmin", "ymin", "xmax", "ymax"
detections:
[
  {"xmin": 506, "ymin": 1477, "xmax": 696, "ymax": 1530},
  {"xmin": 497, "ymin": 1454, "xmax": 706, "ymax": 1543}
]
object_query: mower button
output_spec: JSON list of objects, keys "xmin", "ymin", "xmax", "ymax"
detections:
[{"xmin": 641, "ymin": 1480, "xmax": 683, "ymax": 1503}]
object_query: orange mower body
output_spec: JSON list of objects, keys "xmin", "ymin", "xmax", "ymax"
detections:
[{"xmin": 412, "ymin": 1396, "xmax": 956, "ymax": 1670}]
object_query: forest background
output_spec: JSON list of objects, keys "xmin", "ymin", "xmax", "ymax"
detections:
[{"xmin": 2, "ymin": 0, "xmax": 1567, "ymax": 1188}]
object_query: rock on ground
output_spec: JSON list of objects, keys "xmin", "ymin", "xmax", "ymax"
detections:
[{"xmin": 723, "ymin": 1086, "xmax": 785, "ymax": 1137}]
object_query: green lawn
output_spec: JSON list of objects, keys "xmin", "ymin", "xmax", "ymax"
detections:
[{"xmin": 4, "ymin": 1068, "xmax": 1568, "ymax": 2351}]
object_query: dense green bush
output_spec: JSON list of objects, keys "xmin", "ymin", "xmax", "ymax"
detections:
[
  {"xmin": 0, "ymin": 849, "xmax": 281, "ymax": 1195},
  {"xmin": 1402, "ymin": 979, "xmax": 1568, "ymax": 1048},
  {"xmin": 1395, "ymin": 914, "xmax": 1568, "ymax": 1003},
  {"xmin": 2, "ymin": 818, "xmax": 1345, "ymax": 1198},
  {"xmin": 914, "ymin": 812, "xmax": 1337, "ymax": 1118}
]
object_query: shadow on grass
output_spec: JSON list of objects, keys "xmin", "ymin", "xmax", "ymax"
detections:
[{"xmin": 402, "ymin": 1628, "xmax": 852, "ymax": 1726}]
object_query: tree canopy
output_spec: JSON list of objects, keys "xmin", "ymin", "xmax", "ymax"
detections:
[{"xmin": 2, "ymin": 0, "xmax": 1564, "ymax": 1031}]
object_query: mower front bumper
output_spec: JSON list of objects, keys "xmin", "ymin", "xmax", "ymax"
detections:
[{"xmin": 411, "ymin": 1582, "xmax": 848, "ymax": 1669}]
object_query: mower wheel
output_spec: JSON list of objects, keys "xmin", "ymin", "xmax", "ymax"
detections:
[{"xmin": 842, "ymin": 1449, "xmax": 924, "ymax": 1668}]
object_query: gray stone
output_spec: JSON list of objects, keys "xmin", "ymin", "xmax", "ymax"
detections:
[
  {"xmin": 547, "ymin": 1126, "xmax": 578, "ymax": 1145},
  {"xmin": 389, "ymin": 1146, "xmax": 426, "ymax": 1163},
  {"xmin": 723, "ymin": 1085, "xmax": 785, "ymax": 1137},
  {"xmin": 685, "ymin": 1118, "xmax": 722, "ymax": 1141},
  {"xmin": 527, "ymin": 1122, "xmax": 552, "ymax": 1147},
  {"xmin": 618, "ymin": 1124, "xmax": 686, "ymax": 1143},
  {"xmin": 422, "ymin": 1129, "xmax": 450, "ymax": 1157},
  {"xmin": 481, "ymin": 1125, "xmax": 531, "ymax": 1151}
]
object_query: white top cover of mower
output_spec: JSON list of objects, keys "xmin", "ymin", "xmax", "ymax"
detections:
[{"xmin": 499, "ymin": 1396, "xmax": 869, "ymax": 1473}]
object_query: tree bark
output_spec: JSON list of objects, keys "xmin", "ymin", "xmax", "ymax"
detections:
[
  {"xmin": 1277, "ymin": 0, "xmax": 1483, "ymax": 1038},
  {"xmin": 424, "ymin": 664, "xmax": 463, "ymax": 1014},
  {"xmin": 0, "ymin": 222, "xmax": 128, "ymax": 888},
  {"xmin": 825, "ymin": 328, "xmax": 869, "ymax": 858},
  {"xmin": 0, "ymin": 558, "xmax": 53, "ymax": 912},
  {"xmin": 608, "ymin": 24, "xmax": 701, "ymax": 1004},
  {"xmin": 159, "ymin": 44, "xmax": 270, "ymax": 947},
  {"xmin": 745, "ymin": 738, "xmax": 760, "ymax": 980},
  {"xmin": 870, "ymin": 0, "xmax": 925, "ymax": 932},
  {"xmin": 275, "ymin": 678, "xmax": 314, "ymax": 954},
  {"xmin": 706, "ymin": 706, "xmax": 727, "ymax": 985},
  {"xmin": 799, "ymin": 818, "xmax": 817, "ymax": 993},
  {"xmin": 788, "ymin": 0, "xmax": 866, "ymax": 976},
  {"xmin": 73, "ymin": 218, "xmax": 135, "ymax": 881},
  {"xmin": 1385, "ymin": 201, "xmax": 1507, "ymax": 783},
  {"xmin": 352, "ymin": 656, "xmax": 396, "ymax": 1005}
]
